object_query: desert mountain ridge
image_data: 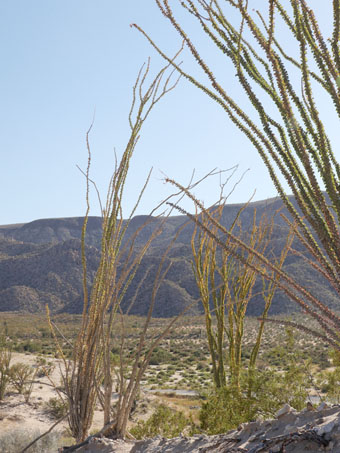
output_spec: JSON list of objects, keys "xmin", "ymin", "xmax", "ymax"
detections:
[{"xmin": 0, "ymin": 195, "xmax": 337, "ymax": 317}]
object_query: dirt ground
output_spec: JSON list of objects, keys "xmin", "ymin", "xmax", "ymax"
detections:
[
  {"xmin": 0, "ymin": 351, "xmax": 160, "ymax": 449},
  {"xmin": 0, "ymin": 352, "xmax": 120, "ymax": 436}
]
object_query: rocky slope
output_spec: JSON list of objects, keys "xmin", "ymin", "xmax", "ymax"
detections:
[
  {"xmin": 61, "ymin": 403, "xmax": 340, "ymax": 452},
  {"xmin": 0, "ymin": 195, "xmax": 337, "ymax": 317}
]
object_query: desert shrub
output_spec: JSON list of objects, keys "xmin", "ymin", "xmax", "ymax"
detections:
[
  {"xmin": 192, "ymin": 349, "xmax": 204, "ymax": 359},
  {"xmin": 9, "ymin": 362, "xmax": 35, "ymax": 394},
  {"xmin": 200, "ymin": 386, "xmax": 256, "ymax": 434},
  {"xmin": 310, "ymin": 347, "xmax": 329, "ymax": 369},
  {"xmin": 263, "ymin": 329, "xmax": 310, "ymax": 409},
  {"xmin": 36, "ymin": 363, "xmax": 55, "ymax": 378},
  {"xmin": 46, "ymin": 396, "xmax": 68, "ymax": 418},
  {"xmin": 0, "ymin": 428, "xmax": 61, "ymax": 453},
  {"xmin": 0, "ymin": 345, "xmax": 11, "ymax": 400},
  {"xmin": 149, "ymin": 348, "xmax": 173, "ymax": 365},
  {"xmin": 36, "ymin": 356, "xmax": 47, "ymax": 366},
  {"xmin": 318, "ymin": 350, "xmax": 340, "ymax": 404},
  {"xmin": 130, "ymin": 404, "xmax": 192, "ymax": 439},
  {"xmin": 22, "ymin": 341, "xmax": 42, "ymax": 353},
  {"xmin": 39, "ymin": 328, "xmax": 51, "ymax": 339},
  {"xmin": 185, "ymin": 356, "xmax": 195, "ymax": 364},
  {"xmin": 200, "ymin": 368, "xmax": 309, "ymax": 434},
  {"xmin": 13, "ymin": 342, "xmax": 25, "ymax": 353},
  {"xmin": 200, "ymin": 373, "xmax": 300, "ymax": 435}
]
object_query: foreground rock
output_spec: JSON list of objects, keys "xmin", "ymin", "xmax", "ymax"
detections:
[{"xmin": 61, "ymin": 404, "xmax": 340, "ymax": 452}]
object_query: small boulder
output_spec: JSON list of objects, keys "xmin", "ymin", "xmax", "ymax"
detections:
[
  {"xmin": 317, "ymin": 401, "xmax": 329, "ymax": 411},
  {"xmin": 275, "ymin": 403, "xmax": 293, "ymax": 418},
  {"xmin": 316, "ymin": 415, "xmax": 338, "ymax": 436},
  {"xmin": 306, "ymin": 402, "xmax": 315, "ymax": 411}
]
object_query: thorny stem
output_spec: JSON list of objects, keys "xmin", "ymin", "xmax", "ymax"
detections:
[{"xmin": 135, "ymin": 0, "xmax": 340, "ymax": 346}]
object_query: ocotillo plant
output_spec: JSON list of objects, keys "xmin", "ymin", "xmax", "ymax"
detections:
[
  {"xmin": 135, "ymin": 1, "xmax": 340, "ymax": 344},
  {"xmin": 47, "ymin": 57, "xmax": 181, "ymax": 443},
  {"xmin": 99, "ymin": 229, "xmax": 183, "ymax": 439},
  {"xmin": 191, "ymin": 195, "xmax": 294, "ymax": 396}
]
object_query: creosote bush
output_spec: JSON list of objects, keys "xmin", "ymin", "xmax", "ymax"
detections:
[
  {"xmin": 130, "ymin": 404, "xmax": 195, "ymax": 439},
  {"xmin": 46, "ymin": 397, "xmax": 68, "ymax": 419},
  {"xmin": 9, "ymin": 362, "xmax": 35, "ymax": 395},
  {"xmin": 149, "ymin": 347, "xmax": 173, "ymax": 365}
]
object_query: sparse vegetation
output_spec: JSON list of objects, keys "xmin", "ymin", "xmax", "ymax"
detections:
[
  {"xmin": 0, "ymin": 428, "xmax": 61, "ymax": 453},
  {"xmin": 3, "ymin": 1, "xmax": 340, "ymax": 448},
  {"xmin": 0, "ymin": 310, "xmax": 337, "ymax": 449}
]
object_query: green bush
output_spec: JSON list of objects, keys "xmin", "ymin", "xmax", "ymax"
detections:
[
  {"xmin": 22, "ymin": 341, "xmax": 42, "ymax": 353},
  {"xmin": 200, "ymin": 368, "xmax": 309, "ymax": 435},
  {"xmin": 149, "ymin": 348, "xmax": 173, "ymax": 366},
  {"xmin": 130, "ymin": 404, "xmax": 192, "ymax": 439},
  {"xmin": 318, "ymin": 349, "xmax": 340, "ymax": 403},
  {"xmin": 9, "ymin": 363, "xmax": 35, "ymax": 394},
  {"xmin": 200, "ymin": 386, "xmax": 257, "ymax": 434},
  {"xmin": 46, "ymin": 397, "xmax": 68, "ymax": 419}
]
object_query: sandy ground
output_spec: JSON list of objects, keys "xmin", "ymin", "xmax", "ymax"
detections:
[
  {"xmin": 0, "ymin": 351, "xmax": 159, "ymax": 449},
  {"xmin": 2, "ymin": 353, "xmax": 339, "ymax": 452},
  {"xmin": 0, "ymin": 352, "xmax": 106, "ymax": 436}
]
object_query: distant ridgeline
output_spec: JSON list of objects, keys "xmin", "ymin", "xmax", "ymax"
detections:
[{"xmin": 0, "ymin": 195, "xmax": 337, "ymax": 317}]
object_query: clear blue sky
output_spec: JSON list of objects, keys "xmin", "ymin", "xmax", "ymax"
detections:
[{"xmin": 0, "ymin": 1, "xmax": 336, "ymax": 225}]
